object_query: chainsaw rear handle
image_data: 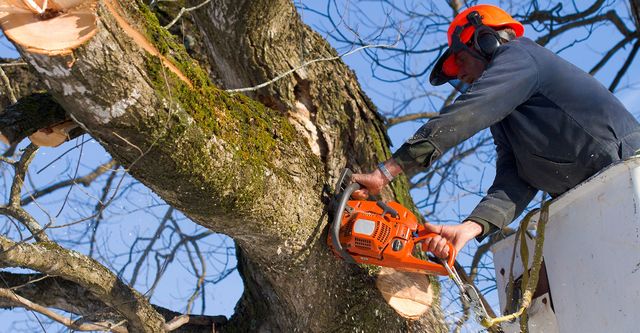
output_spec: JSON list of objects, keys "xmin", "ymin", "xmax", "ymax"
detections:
[{"xmin": 412, "ymin": 233, "xmax": 457, "ymax": 269}]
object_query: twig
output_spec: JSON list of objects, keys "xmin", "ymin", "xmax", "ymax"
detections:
[
  {"xmin": 21, "ymin": 160, "xmax": 117, "ymax": 206},
  {"xmin": 164, "ymin": 0, "xmax": 212, "ymax": 30},
  {"xmin": 0, "ymin": 66, "xmax": 17, "ymax": 104},
  {"xmin": 0, "ymin": 62, "xmax": 28, "ymax": 67},
  {"xmin": 55, "ymin": 135, "xmax": 86, "ymax": 217},
  {"xmin": 164, "ymin": 314, "xmax": 189, "ymax": 331},
  {"xmin": 36, "ymin": 137, "xmax": 93, "ymax": 174},
  {"xmin": 386, "ymin": 112, "xmax": 439, "ymax": 127},
  {"xmin": 225, "ymin": 42, "xmax": 397, "ymax": 93}
]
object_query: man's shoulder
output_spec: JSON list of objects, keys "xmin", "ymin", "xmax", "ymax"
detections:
[{"xmin": 500, "ymin": 37, "xmax": 538, "ymax": 53}]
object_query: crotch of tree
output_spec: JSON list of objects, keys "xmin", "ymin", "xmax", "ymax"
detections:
[{"xmin": 0, "ymin": 0, "xmax": 98, "ymax": 56}]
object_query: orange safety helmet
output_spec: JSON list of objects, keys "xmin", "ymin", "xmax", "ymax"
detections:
[{"xmin": 430, "ymin": 4, "xmax": 524, "ymax": 87}]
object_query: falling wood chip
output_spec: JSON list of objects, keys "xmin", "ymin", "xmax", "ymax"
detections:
[
  {"xmin": 0, "ymin": 0, "xmax": 98, "ymax": 56},
  {"xmin": 0, "ymin": 132, "xmax": 9, "ymax": 144},
  {"xmin": 376, "ymin": 267, "xmax": 434, "ymax": 319},
  {"xmin": 29, "ymin": 120, "xmax": 77, "ymax": 147}
]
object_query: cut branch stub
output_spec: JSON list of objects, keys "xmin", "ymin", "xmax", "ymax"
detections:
[{"xmin": 0, "ymin": 0, "xmax": 98, "ymax": 56}]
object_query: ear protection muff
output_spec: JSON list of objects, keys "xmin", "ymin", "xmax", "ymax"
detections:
[
  {"xmin": 472, "ymin": 26, "xmax": 501, "ymax": 58},
  {"xmin": 450, "ymin": 11, "xmax": 504, "ymax": 60},
  {"xmin": 466, "ymin": 11, "xmax": 502, "ymax": 59}
]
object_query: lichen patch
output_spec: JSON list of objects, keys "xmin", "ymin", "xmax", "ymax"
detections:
[
  {"xmin": 62, "ymin": 82, "xmax": 87, "ymax": 96},
  {"xmin": 88, "ymin": 88, "xmax": 141, "ymax": 124},
  {"xmin": 27, "ymin": 58, "xmax": 71, "ymax": 78}
]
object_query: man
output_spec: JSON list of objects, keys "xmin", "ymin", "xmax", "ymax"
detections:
[{"xmin": 352, "ymin": 4, "xmax": 640, "ymax": 258}]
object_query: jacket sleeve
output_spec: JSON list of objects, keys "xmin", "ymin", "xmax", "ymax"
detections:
[
  {"xmin": 392, "ymin": 41, "xmax": 539, "ymax": 175},
  {"xmin": 467, "ymin": 126, "xmax": 538, "ymax": 240}
]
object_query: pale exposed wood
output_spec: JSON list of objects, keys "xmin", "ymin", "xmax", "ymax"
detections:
[
  {"xmin": 0, "ymin": 0, "xmax": 98, "ymax": 56},
  {"xmin": 376, "ymin": 267, "xmax": 435, "ymax": 319},
  {"xmin": 103, "ymin": 0, "xmax": 192, "ymax": 87}
]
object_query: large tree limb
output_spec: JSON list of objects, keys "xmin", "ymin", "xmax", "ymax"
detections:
[
  {"xmin": 0, "ymin": 272, "xmax": 227, "ymax": 333},
  {"xmin": 0, "ymin": 236, "xmax": 165, "ymax": 332}
]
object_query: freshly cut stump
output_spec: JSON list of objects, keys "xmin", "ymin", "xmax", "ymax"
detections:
[
  {"xmin": 0, "ymin": 0, "xmax": 98, "ymax": 56},
  {"xmin": 376, "ymin": 267, "xmax": 435, "ymax": 319}
]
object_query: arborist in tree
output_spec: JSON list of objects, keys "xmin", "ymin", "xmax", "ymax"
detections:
[{"xmin": 352, "ymin": 4, "xmax": 640, "ymax": 258}]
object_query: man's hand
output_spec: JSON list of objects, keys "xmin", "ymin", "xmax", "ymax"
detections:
[
  {"xmin": 351, "ymin": 169, "xmax": 387, "ymax": 199},
  {"xmin": 421, "ymin": 220, "xmax": 484, "ymax": 258},
  {"xmin": 351, "ymin": 159, "xmax": 403, "ymax": 199}
]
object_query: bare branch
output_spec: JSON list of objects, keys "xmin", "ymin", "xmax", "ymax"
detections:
[
  {"xmin": 0, "ymin": 62, "xmax": 28, "ymax": 68},
  {"xmin": 21, "ymin": 160, "xmax": 117, "ymax": 206},
  {"xmin": 0, "ymin": 143, "xmax": 50, "ymax": 241},
  {"xmin": 0, "ymin": 272, "xmax": 228, "ymax": 332},
  {"xmin": 164, "ymin": 0, "xmax": 211, "ymax": 30},
  {"xmin": 589, "ymin": 35, "xmax": 636, "ymax": 75},
  {"xmin": 9, "ymin": 143, "xmax": 38, "ymax": 207},
  {"xmin": 609, "ymin": 39, "xmax": 640, "ymax": 92},
  {"xmin": 0, "ymin": 66, "xmax": 16, "ymax": 104},
  {"xmin": 225, "ymin": 42, "xmax": 398, "ymax": 93},
  {"xmin": 386, "ymin": 112, "xmax": 439, "ymax": 127}
]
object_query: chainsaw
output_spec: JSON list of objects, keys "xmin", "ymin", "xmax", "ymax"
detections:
[
  {"xmin": 327, "ymin": 168, "xmax": 456, "ymax": 275},
  {"xmin": 327, "ymin": 168, "xmax": 494, "ymax": 325}
]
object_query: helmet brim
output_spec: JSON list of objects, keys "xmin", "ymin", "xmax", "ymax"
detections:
[{"xmin": 430, "ymin": 48, "xmax": 458, "ymax": 86}]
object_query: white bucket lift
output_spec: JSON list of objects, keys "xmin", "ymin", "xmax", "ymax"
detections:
[{"xmin": 491, "ymin": 157, "xmax": 640, "ymax": 332}]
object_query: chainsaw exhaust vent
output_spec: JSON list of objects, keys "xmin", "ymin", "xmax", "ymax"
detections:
[{"xmin": 354, "ymin": 237, "xmax": 372, "ymax": 249}]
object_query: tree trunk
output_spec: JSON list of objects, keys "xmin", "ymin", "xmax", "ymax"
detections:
[{"xmin": 7, "ymin": 0, "xmax": 446, "ymax": 331}]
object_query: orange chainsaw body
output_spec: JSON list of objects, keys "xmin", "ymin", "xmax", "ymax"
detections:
[{"xmin": 327, "ymin": 199, "xmax": 455, "ymax": 276}]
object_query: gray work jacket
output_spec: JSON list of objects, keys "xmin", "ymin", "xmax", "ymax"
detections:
[{"xmin": 392, "ymin": 37, "xmax": 640, "ymax": 238}]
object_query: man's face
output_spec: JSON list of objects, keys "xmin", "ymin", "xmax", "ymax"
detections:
[{"xmin": 454, "ymin": 49, "xmax": 487, "ymax": 84}]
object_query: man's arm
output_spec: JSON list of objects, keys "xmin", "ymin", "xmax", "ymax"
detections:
[
  {"xmin": 467, "ymin": 127, "xmax": 538, "ymax": 240},
  {"xmin": 417, "ymin": 127, "xmax": 538, "ymax": 257},
  {"xmin": 392, "ymin": 41, "xmax": 539, "ymax": 177}
]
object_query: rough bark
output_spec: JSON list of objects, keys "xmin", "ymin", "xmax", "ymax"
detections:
[{"xmin": 4, "ymin": 0, "xmax": 446, "ymax": 331}]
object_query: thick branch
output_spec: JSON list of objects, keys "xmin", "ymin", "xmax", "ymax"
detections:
[
  {"xmin": 0, "ymin": 236, "xmax": 165, "ymax": 333},
  {"xmin": 0, "ymin": 272, "xmax": 227, "ymax": 333}
]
